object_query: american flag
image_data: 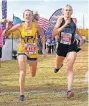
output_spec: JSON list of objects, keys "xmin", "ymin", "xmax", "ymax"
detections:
[{"xmin": 38, "ymin": 17, "xmax": 49, "ymax": 31}]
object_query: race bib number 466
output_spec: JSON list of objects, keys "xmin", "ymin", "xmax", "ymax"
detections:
[
  {"xmin": 24, "ymin": 43, "xmax": 36, "ymax": 54},
  {"xmin": 60, "ymin": 32, "xmax": 72, "ymax": 45}
]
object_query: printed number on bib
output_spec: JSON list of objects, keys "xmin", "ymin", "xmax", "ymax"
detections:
[
  {"xmin": 24, "ymin": 43, "xmax": 36, "ymax": 54},
  {"xmin": 60, "ymin": 32, "xmax": 72, "ymax": 45}
]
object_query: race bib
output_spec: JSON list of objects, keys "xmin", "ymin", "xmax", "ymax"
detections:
[
  {"xmin": 24, "ymin": 43, "xmax": 36, "ymax": 54},
  {"xmin": 60, "ymin": 32, "xmax": 72, "ymax": 45}
]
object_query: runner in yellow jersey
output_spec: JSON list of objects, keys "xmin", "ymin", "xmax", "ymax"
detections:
[
  {"xmin": 18, "ymin": 22, "xmax": 39, "ymax": 59},
  {"xmin": 4, "ymin": 9, "xmax": 45, "ymax": 101}
]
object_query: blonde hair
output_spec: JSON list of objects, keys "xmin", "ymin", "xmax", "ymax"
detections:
[
  {"xmin": 62, "ymin": 4, "xmax": 73, "ymax": 15},
  {"xmin": 23, "ymin": 9, "xmax": 33, "ymax": 17},
  {"xmin": 33, "ymin": 11, "xmax": 40, "ymax": 21},
  {"xmin": 23, "ymin": 9, "xmax": 40, "ymax": 21}
]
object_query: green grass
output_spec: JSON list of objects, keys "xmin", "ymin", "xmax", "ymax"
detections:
[{"xmin": 0, "ymin": 43, "xmax": 88, "ymax": 106}]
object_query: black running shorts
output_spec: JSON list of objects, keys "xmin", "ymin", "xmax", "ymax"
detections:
[{"xmin": 56, "ymin": 40, "xmax": 80, "ymax": 57}]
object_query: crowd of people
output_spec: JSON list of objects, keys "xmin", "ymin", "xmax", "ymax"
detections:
[{"xmin": 0, "ymin": 4, "xmax": 86, "ymax": 101}]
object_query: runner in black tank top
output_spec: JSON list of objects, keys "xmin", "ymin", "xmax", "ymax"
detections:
[
  {"xmin": 52, "ymin": 5, "xmax": 85, "ymax": 98},
  {"xmin": 57, "ymin": 17, "xmax": 79, "ymax": 57}
]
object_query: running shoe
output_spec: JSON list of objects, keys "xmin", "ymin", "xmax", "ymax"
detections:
[
  {"xmin": 67, "ymin": 90, "xmax": 74, "ymax": 98},
  {"xmin": 54, "ymin": 64, "xmax": 63, "ymax": 73},
  {"xmin": 18, "ymin": 95, "xmax": 25, "ymax": 101}
]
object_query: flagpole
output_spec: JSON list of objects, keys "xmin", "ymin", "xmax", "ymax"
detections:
[
  {"xmin": 12, "ymin": 14, "xmax": 14, "ymax": 59},
  {"xmin": 83, "ymin": 14, "xmax": 84, "ymax": 29}
]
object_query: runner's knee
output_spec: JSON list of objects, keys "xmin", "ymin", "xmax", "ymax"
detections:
[{"xmin": 20, "ymin": 71, "xmax": 26, "ymax": 77}]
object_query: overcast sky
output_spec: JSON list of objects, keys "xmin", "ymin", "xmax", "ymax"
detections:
[{"xmin": 0, "ymin": 0, "xmax": 88, "ymax": 28}]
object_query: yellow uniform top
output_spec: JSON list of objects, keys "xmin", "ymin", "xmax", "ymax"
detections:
[{"xmin": 18, "ymin": 22, "xmax": 38, "ymax": 58}]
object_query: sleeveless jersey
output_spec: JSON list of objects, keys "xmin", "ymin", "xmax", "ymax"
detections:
[
  {"xmin": 18, "ymin": 22, "xmax": 38, "ymax": 58},
  {"xmin": 59, "ymin": 18, "xmax": 76, "ymax": 45}
]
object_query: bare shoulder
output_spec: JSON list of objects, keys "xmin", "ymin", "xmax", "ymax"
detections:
[
  {"xmin": 17, "ymin": 23, "xmax": 22, "ymax": 28},
  {"xmin": 54, "ymin": 16, "xmax": 63, "ymax": 28},
  {"xmin": 15, "ymin": 23, "xmax": 23, "ymax": 30},
  {"xmin": 57, "ymin": 16, "xmax": 63, "ymax": 22}
]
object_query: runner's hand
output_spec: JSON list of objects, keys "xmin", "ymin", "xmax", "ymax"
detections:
[
  {"xmin": 80, "ymin": 38, "xmax": 85, "ymax": 46},
  {"xmin": 65, "ymin": 20, "xmax": 70, "ymax": 26}
]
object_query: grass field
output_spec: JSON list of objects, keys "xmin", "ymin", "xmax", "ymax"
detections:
[{"xmin": 0, "ymin": 43, "xmax": 88, "ymax": 106}]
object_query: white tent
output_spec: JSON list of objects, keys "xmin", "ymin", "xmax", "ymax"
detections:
[{"xmin": 2, "ymin": 39, "xmax": 19, "ymax": 60}]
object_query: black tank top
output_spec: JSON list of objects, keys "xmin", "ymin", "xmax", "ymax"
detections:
[{"xmin": 59, "ymin": 18, "xmax": 76, "ymax": 43}]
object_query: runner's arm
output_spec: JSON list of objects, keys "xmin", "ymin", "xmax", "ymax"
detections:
[
  {"xmin": 52, "ymin": 17, "xmax": 70, "ymax": 38},
  {"xmin": 36, "ymin": 24, "xmax": 46, "ymax": 49},
  {"xmin": 3, "ymin": 24, "xmax": 21, "ymax": 37},
  {"xmin": 76, "ymin": 28, "xmax": 85, "ymax": 45},
  {"xmin": 76, "ymin": 28, "xmax": 83, "ymax": 39}
]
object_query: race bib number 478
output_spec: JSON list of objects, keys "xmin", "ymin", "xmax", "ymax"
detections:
[
  {"xmin": 60, "ymin": 32, "xmax": 72, "ymax": 45},
  {"xmin": 24, "ymin": 43, "xmax": 36, "ymax": 54}
]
